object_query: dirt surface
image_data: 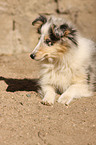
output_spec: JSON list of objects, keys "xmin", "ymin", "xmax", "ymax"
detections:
[{"xmin": 0, "ymin": 53, "xmax": 96, "ymax": 145}]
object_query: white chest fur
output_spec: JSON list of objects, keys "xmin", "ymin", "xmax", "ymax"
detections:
[{"xmin": 40, "ymin": 60, "xmax": 74, "ymax": 93}]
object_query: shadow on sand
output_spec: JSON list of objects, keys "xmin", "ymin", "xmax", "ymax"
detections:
[{"xmin": 0, "ymin": 76, "xmax": 40, "ymax": 92}]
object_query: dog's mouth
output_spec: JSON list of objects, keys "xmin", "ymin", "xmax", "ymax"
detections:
[{"xmin": 35, "ymin": 55, "xmax": 47, "ymax": 61}]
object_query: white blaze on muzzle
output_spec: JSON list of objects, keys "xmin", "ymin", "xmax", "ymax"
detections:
[
  {"xmin": 32, "ymin": 34, "xmax": 44, "ymax": 54},
  {"xmin": 30, "ymin": 34, "xmax": 45, "ymax": 60}
]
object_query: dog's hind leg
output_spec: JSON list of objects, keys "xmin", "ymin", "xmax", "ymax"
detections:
[
  {"xmin": 41, "ymin": 85, "xmax": 56, "ymax": 105},
  {"xmin": 58, "ymin": 84, "xmax": 93, "ymax": 105}
]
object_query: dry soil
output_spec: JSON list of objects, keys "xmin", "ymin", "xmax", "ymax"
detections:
[{"xmin": 0, "ymin": 53, "xmax": 96, "ymax": 145}]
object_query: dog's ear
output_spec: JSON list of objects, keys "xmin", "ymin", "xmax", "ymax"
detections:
[
  {"xmin": 52, "ymin": 23, "xmax": 76, "ymax": 38},
  {"xmin": 52, "ymin": 23, "xmax": 77, "ymax": 45},
  {"xmin": 52, "ymin": 24, "xmax": 68, "ymax": 39},
  {"xmin": 32, "ymin": 15, "xmax": 47, "ymax": 34}
]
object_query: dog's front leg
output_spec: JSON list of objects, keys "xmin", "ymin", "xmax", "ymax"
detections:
[
  {"xmin": 41, "ymin": 85, "xmax": 56, "ymax": 105},
  {"xmin": 58, "ymin": 84, "xmax": 93, "ymax": 105}
]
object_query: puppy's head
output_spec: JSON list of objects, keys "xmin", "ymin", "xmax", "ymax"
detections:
[{"xmin": 30, "ymin": 15, "xmax": 78, "ymax": 61}]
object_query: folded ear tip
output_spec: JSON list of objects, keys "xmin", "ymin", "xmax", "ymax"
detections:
[
  {"xmin": 32, "ymin": 20, "xmax": 36, "ymax": 25},
  {"xmin": 31, "ymin": 15, "xmax": 47, "ymax": 26}
]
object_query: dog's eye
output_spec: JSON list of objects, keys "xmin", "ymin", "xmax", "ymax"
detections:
[{"xmin": 45, "ymin": 39, "xmax": 53, "ymax": 46}]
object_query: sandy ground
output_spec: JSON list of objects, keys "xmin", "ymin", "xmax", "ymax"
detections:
[
  {"xmin": 0, "ymin": 0, "xmax": 96, "ymax": 144},
  {"xmin": 0, "ymin": 53, "xmax": 96, "ymax": 145}
]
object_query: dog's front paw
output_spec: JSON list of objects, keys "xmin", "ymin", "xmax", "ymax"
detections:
[
  {"xmin": 41, "ymin": 96, "xmax": 54, "ymax": 106},
  {"xmin": 58, "ymin": 95, "xmax": 73, "ymax": 105}
]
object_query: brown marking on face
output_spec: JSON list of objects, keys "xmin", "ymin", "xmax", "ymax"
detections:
[
  {"xmin": 34, "ymin": 46, "xmax": 47, "ymax": 60},
  {"xmin": 34, "ymin": 42, "xmax": 69, "ymax": 61},
  {"xmin": 35, "ymin": 45, "xmax": 54, "ymax": 60},
  {"xmin": 51, "ymin": 25, "xmax": 55, "ymax": 36},
  {"xmin": 56, "ymin": 43, "xmax": 69, "ymax": 54},
  {"xmin": 44, "ymin": 35, "xmax": 49, "ymax": 40},
  {"xmin": 64, "ymin": 30, "xmax": 70, "ymax": 36}
]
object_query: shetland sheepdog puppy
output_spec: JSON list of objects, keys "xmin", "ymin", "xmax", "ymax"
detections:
[{"xmin": 30, "ymin": 15, "xmax": 96, "ymax": 105}]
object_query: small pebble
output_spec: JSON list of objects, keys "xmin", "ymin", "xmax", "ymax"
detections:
[
  {"xmin": 26, "ymin": 94, "xmax": 31, "ymax": 97},
  {"xmin": 93, "ymin": 124, "xmax": 95, "ymax": 127},
  {"xmin": 19, "ymin": 102, "xmax": 23, "ymax": 105}
]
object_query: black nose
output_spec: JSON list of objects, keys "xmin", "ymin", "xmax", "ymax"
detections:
[{"xmin": 30, "ymin": 54, "xmax": 35, "ymax": 59}]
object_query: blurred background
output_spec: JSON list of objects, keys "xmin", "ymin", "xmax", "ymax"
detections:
[{"xmin": 0, "ymin": 0, "xmax": 96, "ymax": 54}]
